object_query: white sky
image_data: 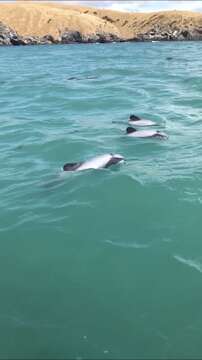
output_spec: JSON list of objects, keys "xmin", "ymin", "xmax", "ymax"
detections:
[{"xmin": 63, "ymin": 1, "xmax": 202, "ymax": 12}]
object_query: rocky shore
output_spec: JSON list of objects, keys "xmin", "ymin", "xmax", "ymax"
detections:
[
  {"xmin": 137, "ymin": 24, "xmax": 202, "ymax": 41},
  {"xmin": 0, "ymin": 22, "xmax": 122, "ymax": 46},
  {"xmin": 1, "ymin": 21, "xmax": 202, "ymax": 46}
]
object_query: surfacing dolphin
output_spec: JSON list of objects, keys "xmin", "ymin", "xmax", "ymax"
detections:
[
  {"xmin": 63, "ymin": 153, "xmax": 124, "ymax": 172},
  {"xmin": 126, "ymin": 127, "xmax": 168, "ymax": 139}
]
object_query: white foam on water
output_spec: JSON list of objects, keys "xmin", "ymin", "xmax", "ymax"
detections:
[
  {"xmin": 105, "ymin": 239, "xmax": 149, "ymax": 249},
  {"xmin": 174, "ymin": 255, "xmax": 202, "ymax": 273}
]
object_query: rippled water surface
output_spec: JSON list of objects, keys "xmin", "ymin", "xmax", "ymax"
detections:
[{"xmin": 1, "ymin": 42, "xmax": 202, "ymax": 359}]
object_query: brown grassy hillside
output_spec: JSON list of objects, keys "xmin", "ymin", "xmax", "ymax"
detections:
[{"xmin": 0, "ymin": 2, "xmax": 202, "ymax": 40}]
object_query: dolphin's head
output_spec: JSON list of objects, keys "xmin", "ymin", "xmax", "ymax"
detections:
[
  {"xmin": 107, "ymin": 154, "xmax": 124, "ymax": 167},
  {"xmin": 63, "ymin": 162, "xmax": 81, "ymax": 171},
  {"xmin": 113, "ymin": 153, "xmax": 124, "ymax": 161}
]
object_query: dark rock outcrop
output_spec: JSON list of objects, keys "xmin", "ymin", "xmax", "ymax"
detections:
[
  {"xmin": 61, "ymin": 30, "xmax": 83, "ymax": 43},
  {"xmin": 0, "ymin": 22, "xmax": 19, "ymax": 45},
  {"xmin": 84, "ymin": 32, "xmax": 121, "ymax": 43},
  {"xmin": 136, "ymin": 24, "xmax": 202, "ymax": 41},
  {"xmin": 101, "ymin": 15, "xmax": 115, "ymax": 23},
  {"xmin": 10, "ymin": 34, "xmax": 25, "ymax": 45},
  {"xmin": 0, "ymin": 22, "xmax": 60, "ymax": 45},
  {"xmin": 61, "ymin": 30, "xmax": 121, "ymax": 44}
]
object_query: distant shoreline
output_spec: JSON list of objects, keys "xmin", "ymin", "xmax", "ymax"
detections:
[
  {"xmin": 1, "ymin": 25, "xmax": 202, "ymax": 47},
  {"xmin": 1, "ymin": 2, "xmax": 202, "ymax": 46},
  {"xmin": 1, "ymin": 38, "xmax": 202, "ymax": 47}
]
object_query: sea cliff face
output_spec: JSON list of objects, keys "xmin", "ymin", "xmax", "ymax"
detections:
[
  {"xmin": 0, "ymin": 2, "xmax": 202, "ymax": 45},
  {"xmin": 0, "ymin": 22, "xmax": 120, "ymax": 46}
]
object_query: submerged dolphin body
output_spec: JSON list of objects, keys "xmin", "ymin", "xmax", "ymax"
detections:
[
  {"xmin": 126, "ymin": 127, "xmax": 168, "ymax": 139},
  {"xmin": 63, "ymin": 154, "xmax": 124, "ymax": 172},
  {"xmin": 128, "ymin": 114, "xmax": 157, "ymax": 127}
]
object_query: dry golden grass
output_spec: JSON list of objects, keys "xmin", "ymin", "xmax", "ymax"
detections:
[{"xmin": 0, "ymin": 1, "xmax": 202, "ymax": 39}]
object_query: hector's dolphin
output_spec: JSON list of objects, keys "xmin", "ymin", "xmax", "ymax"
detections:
[
  {"xmin": 63, "ymin": 153, "xmax": 124, "ymax": 172},
  {"xmin": 126, "ymin": 127, "xmax": 168, "ymax": 139}
]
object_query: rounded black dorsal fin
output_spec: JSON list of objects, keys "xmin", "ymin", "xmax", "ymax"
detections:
[
  {"xmin": 126, "ymin": 126, "xmax": 136, "ymax": 134},
  {"xmin": 130, "ymin": 114, "xmax": 141, "ymax": 121}
]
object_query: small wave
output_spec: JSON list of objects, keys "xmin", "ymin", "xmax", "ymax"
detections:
[
  {"xmin": 0, "ymin": 314, "xmax": 73, "ymax": 329},
  {"xmin": 105, "ymin": 239, "xmax": 149, "ymax": 249},
  {"xmin": 174, "ymin": 255, "xmax": 202, "ymax": 273}
]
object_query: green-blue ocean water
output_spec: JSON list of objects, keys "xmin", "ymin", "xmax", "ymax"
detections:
[{"xmin": 1, "ymin": 41, "xmax": 202, "ymax": 359}]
